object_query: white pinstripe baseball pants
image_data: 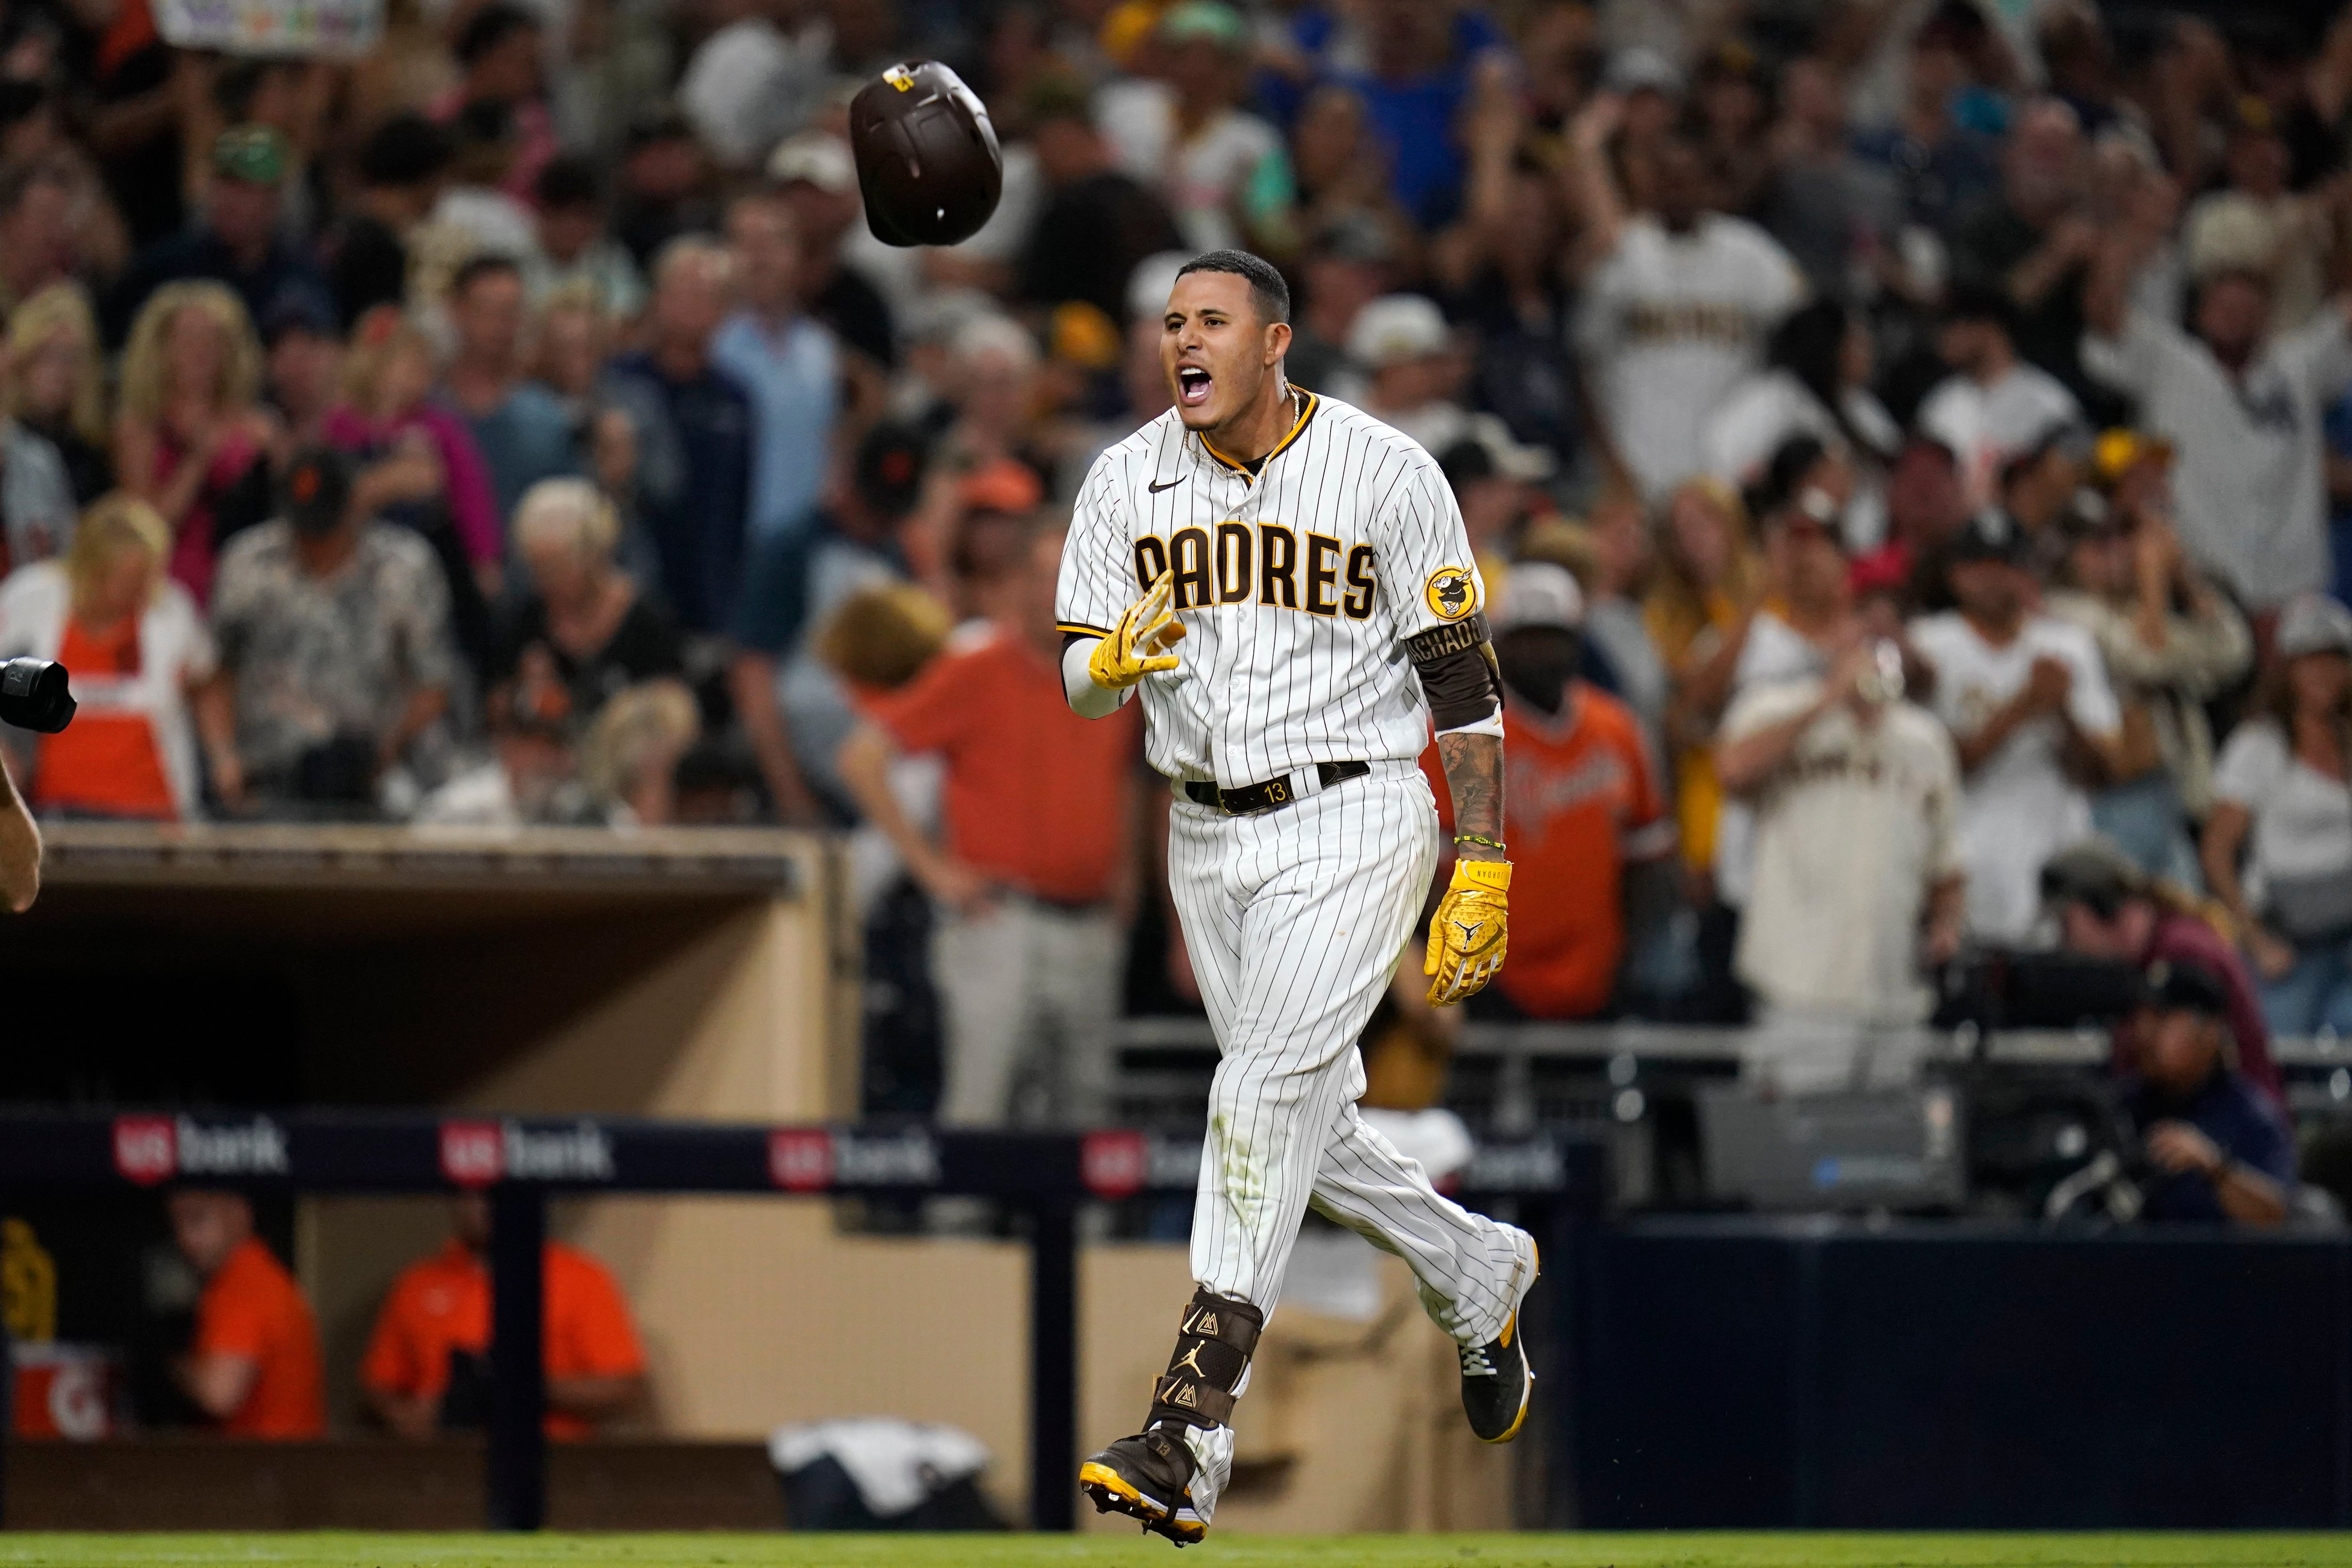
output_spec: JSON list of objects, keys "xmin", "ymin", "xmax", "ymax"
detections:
[{"xmin": 1162, "ymin": 764, "xmax": 1533, "ymax": 1510}]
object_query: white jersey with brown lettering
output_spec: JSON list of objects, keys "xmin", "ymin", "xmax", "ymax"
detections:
[{"xmin": 1055, "ymin": 391, "xmax": 1485, "ymax": 789}]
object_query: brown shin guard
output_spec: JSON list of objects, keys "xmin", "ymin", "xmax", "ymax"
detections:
[{"xmin": 1147, "ymin": 1287, "xmax": 1264, "ymax": 1431}]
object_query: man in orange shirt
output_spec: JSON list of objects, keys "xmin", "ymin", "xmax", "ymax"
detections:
[
  {"xmin": 838, "ymin": 514, "xmax": 1142, "ymax": 1126},
  {"xmin": 166, "ymin": 1188, "xmax": 325, "ymax": 1438},
  {"xmin": 360, "ymin": 1193, "xmax": 647, "ymax": 1439},
  {"xmin": 1423, "ymin": 562, "xmax": 1675, "ymax": 1019}
]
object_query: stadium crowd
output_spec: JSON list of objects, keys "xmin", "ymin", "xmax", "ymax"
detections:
[{"xmin": 0, "ymin": 0, "xmax": 2346, "ymax": 1151}]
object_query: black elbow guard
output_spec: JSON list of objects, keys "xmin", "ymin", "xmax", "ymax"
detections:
[{"xmin": 1407, "ymin": 614, "xmax": 1503, "ymax": 731}]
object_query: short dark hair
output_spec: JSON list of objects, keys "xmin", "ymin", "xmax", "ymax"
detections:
[
  {"xmin": 358, "ymin": 112, "xmax": 453, "ymax": 188},
  {"xmin": 1175, "ymin": 248, "xmax": 1291, "ymax": 326},
  {"xmin": 452, "ymin": 252, "xmax": 524, "ymax": 297},
  {"xmin": 456, "ymin": 2, "xmax": 539, "ymax": 66},
  {"xmin": 535, "ymin": 152, "xmax": 602, "ymax": 211}
]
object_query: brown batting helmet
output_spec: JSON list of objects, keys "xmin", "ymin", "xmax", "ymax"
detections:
[{"xmin": 849, "ymin": 61, "xmax": 1002, "ymax": 248}]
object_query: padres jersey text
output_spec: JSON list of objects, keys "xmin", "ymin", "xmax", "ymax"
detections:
[{"xmin": 1056, "ymin": 393, "xmax": 1485, "ymax": 785}]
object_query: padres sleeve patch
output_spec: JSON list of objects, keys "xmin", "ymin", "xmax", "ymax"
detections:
[{"xmin": 1424, "ymin": 565, "xmax": 1478, "ymax": 622}]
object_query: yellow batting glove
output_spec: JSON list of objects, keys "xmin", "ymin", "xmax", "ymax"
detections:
[
  {"xmin": 1425, "ymin": 858, "xmax": 1510, "ymax": 1006},
  {"xmin": 1087, "ymin": 569, "xmax": 1185, "ymax": 690}
]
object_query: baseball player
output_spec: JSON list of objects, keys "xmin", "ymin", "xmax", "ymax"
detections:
[{"xmin": 1058, "ymin": 249, "xmax": 1538, "ymax": 1545}]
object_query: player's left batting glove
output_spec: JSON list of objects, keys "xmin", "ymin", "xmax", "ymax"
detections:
[
  {"xmin": 1087, "ymin": 569, "xmax": 1186, "ymax": 691},
  {"xmin": 1425, "ymin": 858, "xmax": 1510, "ymax": 1006}
]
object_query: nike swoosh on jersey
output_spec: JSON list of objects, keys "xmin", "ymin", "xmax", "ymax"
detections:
[{"xmin": 1148, "ymin": 478, "xmax": 1183, "ymax": 492}]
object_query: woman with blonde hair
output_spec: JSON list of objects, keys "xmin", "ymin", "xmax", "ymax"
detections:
[
  {"xmin": 323, "ymin": 305, "xmax": 504, "ymax": 593},
  {"xmin": 491, "ymin": 477, "xmax": 680, "ymax": 735},
  {"xmin": 0, "ymin": 492, "xmax": 238, "ymax": 818},
  {"xmin": 1644, "ymin": 475, "xmax": 1767, "ymax": 876},
  {"xmin": 114, "ymin": 282, "xmax": 279, "ymax": 606},
  {"xmin": 9, "ymin": 283, "xmax": 111, "ymax": 505}
]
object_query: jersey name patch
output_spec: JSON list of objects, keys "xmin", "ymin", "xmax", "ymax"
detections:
[
  {"xmin": 1135, "ymin": 523, "xmax": 1376, "ymax": 620},
  {"xmin": 1424, "ymin": 565, "xmax": 1478, "ymax": 622}
]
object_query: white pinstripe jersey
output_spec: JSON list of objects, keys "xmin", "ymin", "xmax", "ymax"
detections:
[{"xmin": 1056, "ymin": 392, "xmax": 1486, "ymax": 786}]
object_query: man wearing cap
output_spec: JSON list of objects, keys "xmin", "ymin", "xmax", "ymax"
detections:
[
  {"xmin": 2045, "ymin": 470, "xmax": 2251, "ymax": 881},
  {"xmin": 2043, "ymin": 838, "xmax": 2281, "ymax": 1104},
  {"xmin": 106, "ymin": 127, "xmax": 332, "ymax": 348},
  {"xmin": 766, "ymin": 132, "xmax": 895, "ymax": 372},
  {"xmin": 1909, "ymin": 507, "xmax": 2126, "ymax": 940},
  {"xmin": 2084, "ymin": 154, "xmax": 2352, "ymax": 611},
  {"xmin": 211, "ymin": 445, "xmax": 459, "ymax": 814},
  {"xmin": 1351, "ymin": 294, "xmax": 1552, "ymax": 486},
  {"xmin": 1017, "ymin": 76, "xmax": 1185, "ymax": 329},
  {"xmin": 1417, "ymin": 562, "xmax": 1671, "ymax": 1021},
  {"xmin": 2124, "ymin": 959, "xmax": 2294, "ymax": 1225},
  {"xmin": 1719, "ymin": 615, "xmax": 1963, "ymax": 1026}
]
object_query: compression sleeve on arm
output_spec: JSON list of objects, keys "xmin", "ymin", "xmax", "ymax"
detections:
[
  {"xmin": 1062, "ymin": 633, "xmax": 1128, "ymax": 719},
  {"xmin": 1407, "ymin": 614, "xmax": 1505, "ymax": 735}
]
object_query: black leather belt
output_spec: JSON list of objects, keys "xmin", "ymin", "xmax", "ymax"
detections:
[{"xmin": 1184, "ymin": 760, "xmax": 1370, "ymax": 816}]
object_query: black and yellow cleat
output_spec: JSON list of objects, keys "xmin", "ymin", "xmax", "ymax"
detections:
[
  {"xmin": 1078, "ymin": 1427, "xmax": 1207, "ymax": 1546},
  {"xmin": 1460, "ymin": 1237, "xmax": 1539, "ymax": 1443}
]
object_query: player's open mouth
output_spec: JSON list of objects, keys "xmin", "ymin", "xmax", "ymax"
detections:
[{"xmin": 1177, "ymin": 366, "xmax": 1212, "ymax": 408}]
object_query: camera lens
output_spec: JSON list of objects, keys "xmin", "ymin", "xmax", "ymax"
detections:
[{"xmin": 0, "ymin": 656, "xmax": 75, "ymax": 734}]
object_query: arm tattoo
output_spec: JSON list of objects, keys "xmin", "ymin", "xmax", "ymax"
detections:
[{"xmin": 1436, "ymin": 731, "xmax": 1503, "ymax": 849}]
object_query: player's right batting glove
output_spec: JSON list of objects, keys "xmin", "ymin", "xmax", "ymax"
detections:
[
  {"xmin": 1087, "ymin": 569, "xmax": 1185, "ymax": 690},
  {"xmin": 1425, "ymin": 858, "xmax": 1511, "ymax": 1006}
]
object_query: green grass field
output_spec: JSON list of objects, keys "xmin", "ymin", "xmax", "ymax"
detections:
[{"xmin": 1, "ymin": 1536, "xmax": 2350, "ymax": 1568}]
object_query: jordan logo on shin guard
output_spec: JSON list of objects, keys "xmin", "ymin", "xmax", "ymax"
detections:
[{"xmin": 1149, "ymin": 1286, "xmax": 1263, "ymax": 1432}]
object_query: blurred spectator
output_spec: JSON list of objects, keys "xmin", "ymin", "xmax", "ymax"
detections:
[
  {"xmin": 1706, "ymin": 301, "xmax": 1900, "ymax": 549},
  {"xmin": 530, "ymin": 154, "xmax": 648, "ymax": 322},
  {"xmin": 326, "ymin": 112, "xmax": 453, "ymax": 331},
  {"xmin": 1015, "ymin": 77, "xmax": 1184, "ymax": 326},
  {"xmin": 114, "ymin": 281, "xmax": 278, "ymax": 607},
  {"xmin": 441, "ymin": 255, "xmax": 579, "ymax": 535},
  {"xmin": 1763, "ymin": 56, "xmax": 1899, "ymax": 302},
  {"xmin": 2206, "ymin": 594, "xmax": 2352, "ymax": 1037},
  {"xmin": 210, "ymin": 445, "xmax": 457, "ymax": 816},
  {"xmin": 2046, "ymin": 467, "xmax": 2251, "ymax": 885},
  {"xmin": 1572, "ymin": 116, "xmax": 1803, "ymax": 503},
  {"xmin": 1335, "ymin": 0, "xmax": 1510, "ymax": 230},
  {"xmin": 1718, "ymin": 627, "xmax": 1963, "ymax": 1024},
  {"xmin": 730, "ymin": 421, "xmax": 927, "ymax": 823},
  {"xmin": 2180, "ymin": 97, "xmax": 2339, "ymax": 339},
  {"xmin": 262, "ymin": 297, "xmax": 344, "ymax": 451},
  {"xmin": 1915, "ymin": 283, "xmax": 2081, "ymax": 509},
  {"xmin": 613, "ymin": 109, "xmax": 719, "ymax": 273},
  {"xmin": 578, "ymin": 678, "xmax": 701, "ymax": 826},
  {"xmin": 0, "ymin": 494, "xmax": 230, "ymax": 820},
  {"xmin": 1099, "ymin": 3, "xmax": 1295, "ymax": 255},
  {"xmin": 1645, "ymin": 477, "xmax": 1764, "ymax": 880},
  {"xmin": 1286, "ymin": 215, "xmax": 1392, "ymax": 398},
  {"xmin": 2085, "ymin": 162, "xmax": 2352, "ymax": 610},
  {"xmin": 362, "ymin": 1193, "xmax": 646, "ymax": 1439},
  {"xmin": 436, "ymin": 3, "xmax": 556, "ymax": 203},
  {"xmin": 2043, "ymin": 838, "xmax": 2280, "ymax": 1104},
  {"xmin": 1423, "ymin": 562, "xmax": 1671, "ymax": 1020},
  {"xmin": 715, "ymin": 191, "xmax": 838, "ymax": 546},
  {"xmin": 677, "ymin": 0, "xmax": 825, "ymax": 172},
  {"xmin": 430, "ymin": 101, "xmax": 539, "ymax": 266},
  {"xmin": 2123, "ymin": 960, "xmax": 2294, "ymax": 1226},
  {"xmin": 0, "ymin": 335, "xmax": 76, "ymax": 568},
  {"xmin": 491, "ymin": 478, "xmax": 681, "ymax": 737},
  {"xmin": 9, "ymin": 284, "xmax": 112, "ymax": 507},
  {"xmin": 324, "ymin": 308, "xmax": 505, "ymax": 598},
  {"xmin": 1946, "ymin": 96, "xmax": 2097, "ymax": 409},
  {"xmin": 765, "ymin": 132, "xmax": 894, "ymax": 373},
  {"xmin": 1909, "ymin": 508, "xmax": 2125, "ymax": 941},
  {"xmin": 1564, "ymin": 491, "xmax": 1667, "ymax": 741},
  {"xmin": 837, "ymin": 516, "xmax": 1138, "ymax": 1128},
  {"xmin": 165, "ymin": 1188, "xmax": 325, "ymax": 1438},
  {"xmin": 606, "ymin": 238, "xmax": 753, "ymax": 635},
  {"xmin": 0, "ymin": 160, "xmax": 85, "ymax": 319},
  {"xmin": 1851, "ymin": 4, "xmax": 2001, "ymax": 238},
  {"xmin": 107, "ymin": 127, "xmax": 332, "ymax": 349}
]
